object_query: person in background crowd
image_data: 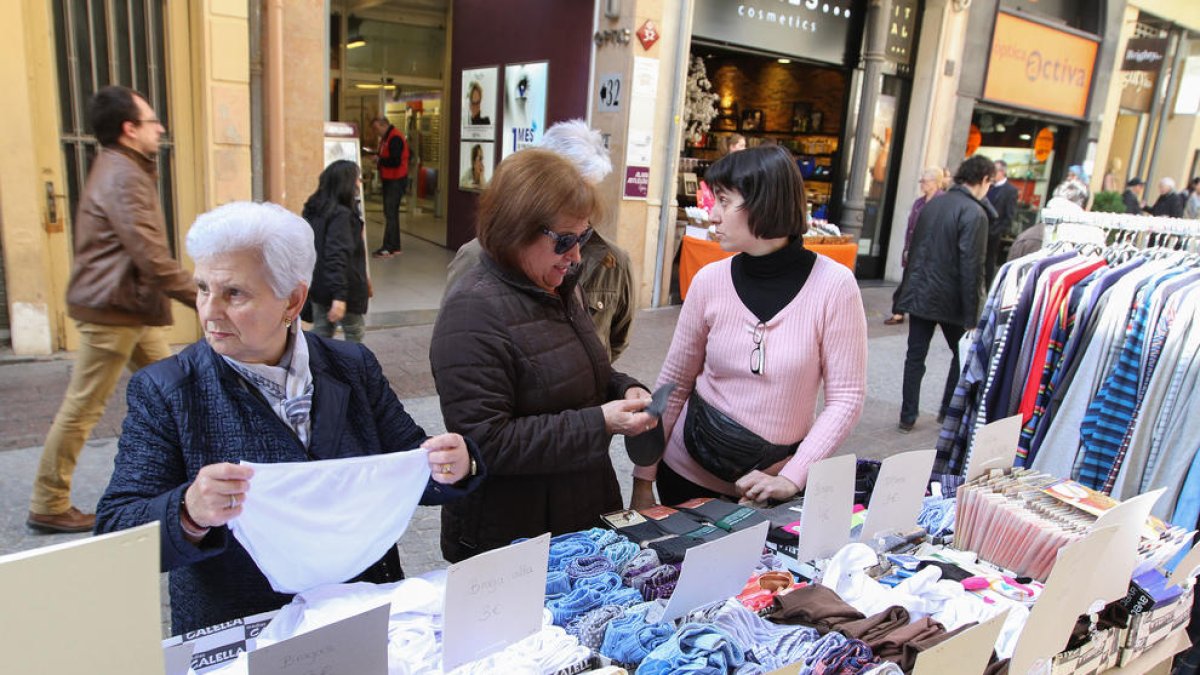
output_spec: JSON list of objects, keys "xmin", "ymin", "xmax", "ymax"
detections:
[
  {"xmin": 984, "ymin": 159, "xmax": 1019, "ymax": 287},
  {"xmin": 446, "ymin": 120, "xmax": 635, "ymax": 361},
  {"xmin": 895, "ymin": 155, "xmax": 994, "ymax": 433},
  {"xmin": 886, "ymin": 167, "xmax": 946, "ymax": 326},
  {"xmin": 302, "ymin": 160, "xmax": 368, "ymax": 343},
  {"xmin": 722, "ymin": 133, "xmax": 747, "ymax": 156},
  {"xmin": 1008, "ymin": 179, "xmax": 1088, "ymax": 262},
  {"xmin": 1123, "ymin": 177, "xmax": 1145, "ymax": 215},
  {"xmin": 370, "ymin": 116, "xmax": 409, "ymax": 258},
  {"xmin": 630, "ymin": 145, "xmax": 867, "ymax": 508},
  {"xmin": 27, "ymin": 86, "xmax": 198, "ymax": 535},
  {"xmin": 95, "ymin": 202, "xmax": 483, "ymax": 635},
  {"xmin": 1066, "ymin": 165, "xmax": 1089, "ymax": 190},
  {"xmin": 1147, "ymin": 177, "xmax": 1184, "ymax": 218},
  {"xmin": 432, "ymin": 150, "xmax": 655, "ymax": 562},
  {"xmin": 1185, "ymin": 177, "xmax": 1200, "ymax": 219}
]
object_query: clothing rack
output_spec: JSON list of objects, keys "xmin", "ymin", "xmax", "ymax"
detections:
[
  {"xmin": 1041, "ymin": 208, "xmax": 1200, "ymax": 250},
  {"xmin": 937, "ymin": 241, "xmax": 1200, "ymax": 524}
]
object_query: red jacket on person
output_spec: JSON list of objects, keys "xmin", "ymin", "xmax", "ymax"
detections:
[{"xmin": 377, "ymin": 125, "xmax": 409, "ymax": 181}]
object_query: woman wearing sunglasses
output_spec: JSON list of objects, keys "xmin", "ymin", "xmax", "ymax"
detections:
[
  {"xmin": 431, "ymin": 149, "xmax": 656, "ymax": 562},
  {"xmin": 630, "ymin": 145, "xmax": 867, "ymax": 509}
]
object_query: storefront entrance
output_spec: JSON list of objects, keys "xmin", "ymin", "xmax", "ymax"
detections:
[{"xmin": 328, "ymin": 1, "xmax": 453, "ymax": 325}]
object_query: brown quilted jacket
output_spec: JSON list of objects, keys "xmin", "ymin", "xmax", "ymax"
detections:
[{"xmin": 431, "ymin": 253, "xmax": 642, "ymax": 561}]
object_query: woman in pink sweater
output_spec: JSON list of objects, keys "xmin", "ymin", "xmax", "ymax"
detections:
[{"xmin": 631, "ymin": 146, "xmax": 867, "ymax": 508}]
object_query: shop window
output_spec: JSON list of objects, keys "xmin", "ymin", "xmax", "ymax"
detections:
[
  {"xmin": 51, "ymin": 0, "xmax": 176, "ymax": 254},
  {"xmin": 999, "ymin": 0, "xmax": 1100, "ymax": 35},
  {"xmin": 972, "ymin": 111, "xmax": 1070, "ymax": 236}
]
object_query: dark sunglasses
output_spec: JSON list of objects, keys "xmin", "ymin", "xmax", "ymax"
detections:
[{"xmin": 541, "ymin": 226, "xmax": 594, "ymax": 255}]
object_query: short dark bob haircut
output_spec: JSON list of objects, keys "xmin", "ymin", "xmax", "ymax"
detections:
[
  {"xmin": 955, "ymin": 155, "xmax": 996, "ymax": 187},
  {"xmin": 478, "ymin": 149, "xmax": 600, "ymax": 270},
  {"xmin": 89, "ymin": 86, "xmax": 147, "ymax": 148},
  {"xmin": 704, "ymin": 144, "xmax": 808, "ymax": 239}
]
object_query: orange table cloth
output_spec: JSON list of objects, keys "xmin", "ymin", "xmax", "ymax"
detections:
[{"xmin": 679, "ymin": 236, "xmax": 858, "ymax": 300}]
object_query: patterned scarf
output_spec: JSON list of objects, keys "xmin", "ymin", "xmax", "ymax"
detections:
[{"xmin": 222, "ymin": 322, "xmax": 315, "ymax": 448}]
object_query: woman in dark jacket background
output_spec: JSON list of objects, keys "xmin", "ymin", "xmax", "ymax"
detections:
[
  {"xmin": 431, "ymin": 149, "xmax": 656, "ymax": 562},
  {"xmin": 303, "ymin": 160, "xmax": 368, "ymax": 342}
]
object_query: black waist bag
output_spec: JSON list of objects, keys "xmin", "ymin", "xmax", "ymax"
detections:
[{"xmin": 682, "ymin": 391, "xmax": 798, "ymax": 483}]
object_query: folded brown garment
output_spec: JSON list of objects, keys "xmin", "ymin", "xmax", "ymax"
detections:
[
  {"xmin": 835, "ymin": 605, "xmax": 911, "ymax": 649},
  {"xmin": 768, "ymin": 584, "xmax": 865, "ymax": 632},
  {"xmin": 875, "ymin": 616, "xmax": 947, "ymax": 669}
]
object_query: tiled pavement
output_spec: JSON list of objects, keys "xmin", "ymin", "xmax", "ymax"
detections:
[{"xmin": 0, "ymin": 283, "xmax": 954, "ymax": 633}]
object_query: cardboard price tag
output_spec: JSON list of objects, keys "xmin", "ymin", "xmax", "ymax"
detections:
[
  {"xmin": 912, "ymin": 610, "xmax": 1006, "ymax": 675},
  {"xmin": 442, "ymin": 533, "xmax": 551, "ymax": 671},
  {"xmin": 796, "ymin": 454, "xmax": 856, "ymax": 562},
  {"xmin": 247, "ymin": 603, "xmax": 389, "ymax": 675},
  {"xmin": 860, "ymin": 449, "xmax": 936, "ymax": 542},
  {"xmin": 661, "ymin": 521, "xmax": 770, "ymax": 623},
  {"xmin": 965, "ymin": 414, "xmax": 1021, "ymax": 482}
]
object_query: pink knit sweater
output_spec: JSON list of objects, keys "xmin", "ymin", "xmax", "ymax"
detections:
[{"xmin": 634, "ymin": 254, "xmax": 867, "ymax": 495}]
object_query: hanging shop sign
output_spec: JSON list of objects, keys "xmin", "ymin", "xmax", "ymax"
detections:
[
  {"xmin": 1034, "ymin": 127, "xmax": 1055, "ymax": 162},
  {"xmin": 691, "ymin": 0, "xmax": 856, "ymax": 67},
  {"xmin": 1121, "ymin": 38, "xmax": 1167, "ymax": 72},
  {"xmin": 885, "ymin": 0, "xmax": 919, "ymax": 73},
  {"xmin": 983, "ymin": 12, "xmax": 1098, "ymax": 119}
]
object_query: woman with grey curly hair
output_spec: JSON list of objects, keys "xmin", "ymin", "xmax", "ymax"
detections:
[{"xmin": 95, "ymin": 201, "xmax": 484, "ymax": 635}]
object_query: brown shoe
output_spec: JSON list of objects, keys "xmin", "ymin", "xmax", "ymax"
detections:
[{"xmin": 27, "ymin": 506, "xmax": 95, "ymax": 534}]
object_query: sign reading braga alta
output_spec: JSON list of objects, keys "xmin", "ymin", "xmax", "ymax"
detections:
[{"xmin": 691, "ymin": 0, "xmax": 857, "ymax": 67}]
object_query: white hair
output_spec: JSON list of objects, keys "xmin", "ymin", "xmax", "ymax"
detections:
[
  {"xmin": 1051, "ymin": 179, "xmax": 1089, "ymax": 208},
  {"xmin": 185, "ymin": 201, "xmax": 315, "ymax": 298},
  {"xmin": 1160, "ymin": 177, "xmax": 1176, "ymax": 191},
  {"xmin": 537, "ymin": 119, "xmax": 612, "ymax": 184}
]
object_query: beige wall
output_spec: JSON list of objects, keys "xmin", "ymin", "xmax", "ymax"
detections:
[
  {"xmin": 1092, "ymin": 5, "xmax": 1140, "ymax": 198},
  {"xmin": 591, "ymin": 0, "xmax": 691, "ymax": 308},
  {"xmin": 280, "ymin": 0, "xmax": 327, "ymax": 216},
  {"xmin": 0, "ymin": 0, "xmax": 254, "ymax": 354},
  {"xmin": 1132, "ymin": 0, "xmax": 1200, "ymax": 32},
  {"xmin": 0, "ymin": 0, "xmax": 60, "ymax": 354}
]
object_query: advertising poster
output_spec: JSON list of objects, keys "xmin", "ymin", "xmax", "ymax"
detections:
[
  {"xmin": 502, "ymin": 61, "xmax": 548, "ymax": 158},
  {"xmin": 461, "ymin": 66, "xmax": 498, "ymax": 141},
  {"xmin": 458, "ymin": 141, "xmax": 494, "ymax": 192}
]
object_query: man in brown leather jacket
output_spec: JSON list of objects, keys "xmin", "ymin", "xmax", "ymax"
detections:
[{"xmin": 28, "ymin": 86, "xmax": 197, "ymax": 533}]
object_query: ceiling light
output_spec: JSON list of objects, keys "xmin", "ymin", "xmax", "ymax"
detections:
[
  {"xmin": 1019, "ymin": 133, "xmax": 1032, "ymax": 140},
  {"xmin": 777, "ymin": 58, "xmax": 791, "ymax": 64},
  {"xmin": 354, "ymin": 82, "xmax": 396, "ymax": 90},
  {"xmin": 347, "ymin": 15, "xmax": 366, "ymax": 49}
]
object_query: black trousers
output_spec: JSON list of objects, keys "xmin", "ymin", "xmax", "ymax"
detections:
[
  {"xmin": 900, "ymin": 315, "xmax": 965, "ymax": 425},
  {"xmin": 985, "ymin": 234, "xmax": 1002, "ymax": 288},
  {"xmin": 381, "ymin": 177, "xmax": 407, "ymax": 252},
  {"xmin": 655, "ymin": 460, "xmax": 725, "ymax": 506}
]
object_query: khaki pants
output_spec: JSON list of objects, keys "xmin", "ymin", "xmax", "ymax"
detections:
[{"xmin": 30, "ymin": 321, "xmax": 172, "ymax": 515}]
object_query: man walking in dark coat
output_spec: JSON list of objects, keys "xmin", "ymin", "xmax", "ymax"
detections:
[
  {"xmin": 984, "ymin": 159, "xmax": 1018, "ymax": 286},
  {"xmin": 895, "ymin": 155, "xmax": 994, "ymax": 432},
  {"xmin": 1122, "ymin": 177, "xmax": 1145, "ymax": 214}
]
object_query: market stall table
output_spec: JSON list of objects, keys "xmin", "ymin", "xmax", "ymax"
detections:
[{"xmin": 679, "ymin": 235, "xmax": 858, "ymax": 300}]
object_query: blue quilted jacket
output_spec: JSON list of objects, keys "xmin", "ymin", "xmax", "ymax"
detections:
[{"xmin": 95, "ymin": 333, "xmax": 484, "ymax": 635}]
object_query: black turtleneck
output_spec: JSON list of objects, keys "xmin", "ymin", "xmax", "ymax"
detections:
[{"xmin": 731, "ymin": 237, "xmax": 817, "ymax": 322}]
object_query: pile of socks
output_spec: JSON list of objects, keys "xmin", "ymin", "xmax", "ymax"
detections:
[{"xmin": 916, "ymin": 496, "xmax": 956, "ymax": 538}]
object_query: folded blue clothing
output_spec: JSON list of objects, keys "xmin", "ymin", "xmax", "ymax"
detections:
[
  {"xmin": 636, "ymin": 622, "xmax": 746, "ymax": 675},
  {"xmin": 600, "ymin": 604, "xmax": 676, "ymax": 667}
]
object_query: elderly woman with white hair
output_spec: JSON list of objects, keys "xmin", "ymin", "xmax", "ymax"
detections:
[{"xmin": 95, "ymin": 201, "xmax": 484, "ymax": 635}]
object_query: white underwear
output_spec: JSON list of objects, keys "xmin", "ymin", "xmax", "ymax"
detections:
[{"xmin": 230, "ymin": 450, "xmax": 432, "ymax": 594}]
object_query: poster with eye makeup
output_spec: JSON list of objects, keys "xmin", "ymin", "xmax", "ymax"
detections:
[{"xmin": 502, "ymin": 61, "xmax": 548, "ymax": 158}]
